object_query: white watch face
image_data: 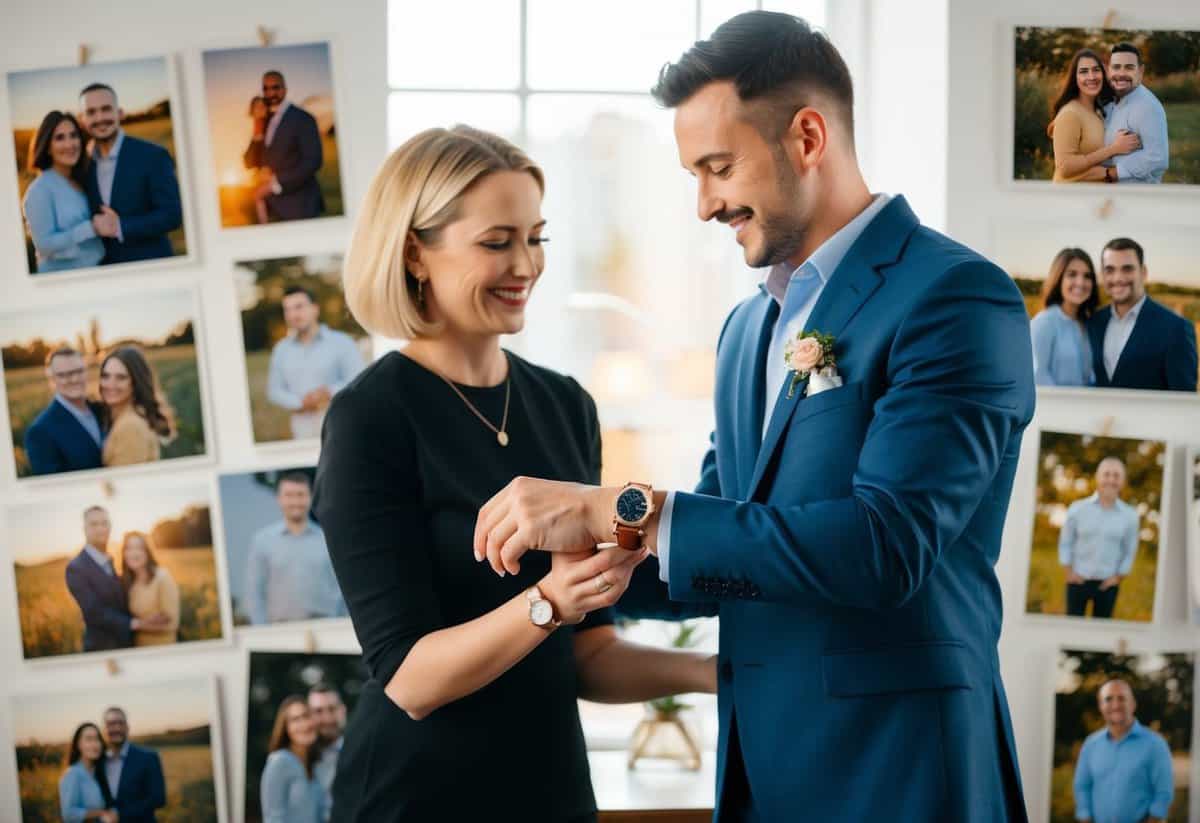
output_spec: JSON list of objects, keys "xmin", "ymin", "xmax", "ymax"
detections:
[{"xmin": 530, "ymin": 599, "xmax": 554, "ymax": 626}]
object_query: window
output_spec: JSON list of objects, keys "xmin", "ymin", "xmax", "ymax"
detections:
[{"xmin": 388, "ymin": 0, "xmax": 829, "ymax": 751}]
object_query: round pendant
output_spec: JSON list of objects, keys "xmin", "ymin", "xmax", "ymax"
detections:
[{"xmin": 497, "ymin": 431, "xmax": 510, "ymax": 447}]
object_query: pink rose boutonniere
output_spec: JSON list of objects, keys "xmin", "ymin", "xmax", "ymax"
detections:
[{"xmin": 783, "ymin": 330, "xmax": 841, "ymax": 398}]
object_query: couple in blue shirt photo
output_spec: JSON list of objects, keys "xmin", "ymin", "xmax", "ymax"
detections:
[{"xmin": 58, "ymin": 707, "xmax": 166, "ymax": 823}]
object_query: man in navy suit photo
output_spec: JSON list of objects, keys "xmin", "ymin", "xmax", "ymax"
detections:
[
  {"xmin": 24, "ymin": 347, "xmax": 104, "ymax": 476},
  {"xmin": 243, "ymin": 70, "xmax": 325, "ymax": 222},
  {"xmin": 473, "ymin": 11, "xmax": 1034, "ymax": 821},
  {"xmin": 1088, "ymin": 236, "xmax": 1198, "ymax": 392},
  {"xmin": 78, "ymin": 82, "xmax": 183, "ymax": 266},
  {"xmin": 103, "ymin": 706, "xmax": 167, "ymax": 823}
]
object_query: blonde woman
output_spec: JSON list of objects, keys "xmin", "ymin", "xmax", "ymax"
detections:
[
  {"xmin": 99, "ymin": 347, "xmax": 174, "ymax": 467},
  {"xmin": 313, "ymin": 125, "xmax": 716, "ymax": 822},
  {"xmin": 120, "ymin": 531, "xmax": 179, "ymax": 645}
]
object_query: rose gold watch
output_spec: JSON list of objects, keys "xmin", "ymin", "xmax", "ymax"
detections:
[
  {"xmin": 526, "ymin": 585, "xmax": 561, "ymax": 630},
  {"xmin": 612, "ymin": 482, "xmax": 655, "ymax": 550}
]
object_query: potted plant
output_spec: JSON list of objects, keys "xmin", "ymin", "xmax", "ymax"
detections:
[{"xmin": 627, "ymin": 620, "xmax": 704, "ymax": 771}]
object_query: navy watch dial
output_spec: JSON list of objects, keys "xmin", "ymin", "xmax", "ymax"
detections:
[{"xmin": 616, "ymin": 489, "xmax": 649, "ymax": 523}]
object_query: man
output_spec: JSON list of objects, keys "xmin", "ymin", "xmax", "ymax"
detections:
[
  {"xmin": 64, "ymin": 507, "xmax": 167, "ymax": 651},
  {"xmin": 243, "ymin": 70, "xmax": 324, "ymax": 221},
  {"xmin": 1073, "ymin": 679, "xmax": 1173, "ymax": 823},
  {"xmin": 102, "ymin": 706, "xmax": 166, "ymax": 823},
  {"xmin": 245, "ymin": 472, "xmax": 346, "ymax": 624},
  {"xmin": 266, "ymin": 286, "xmax": 365, "ymax": 439},
  {"xmin": 78, "ymin": 83, "xmax": 182, "ymax": 265},
  {"xmin": 308, "ymin": 683, "xmax": 347, "ymax": 822},
  {"xmin": 472, "ymin": 12, "xmax": 1034, "ymax": 821},
  {"xmin": 1059, "ymin": 457, "xmax": 1140, "ymax": 619},
  {"xmin": 24, "ymin": 347, "xmax": 104, "ymax": 475},
  {"xmin": 1087, "ymin": 237, "xmax": 1197, "ymax": 392},
  {"xmin": 1103, "ymin": 43, "xmax": 1169, "ymax": 184}
]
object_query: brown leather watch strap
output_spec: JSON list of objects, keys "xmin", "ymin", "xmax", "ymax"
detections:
[{"xmin": 614, "ymin": 523, "xmax": 644, "ymax": 550}]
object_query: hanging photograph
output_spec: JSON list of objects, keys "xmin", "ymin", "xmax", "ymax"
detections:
[
  {"xmin": 10, "ymin": 676, "xmax": 228, "ymax": 821},
  {"xmin": 1049, "ymin": 648, "xmax": 1192, "ymax": 823},
  {"xmin": 1013, "ymin": 27, "xmax": 1200, "ymax": 185},
  {"xmin": 0, "ymin": 287, "xmax": 211, "ymax": 481},
  {"xmin": 242, "ymin": 651, "xmax": 366, "ymax": 823},
  {"xmin": 1189, "ymin": 447, "xmax": 1200, "ymax": 624},
  {"xmin": 216, "ymin": 465, "xmax": 346, "ymax": 628},
  {"xmin": 4, "ymin": 476, "xmax": 229, "ymax": 662},
  {"xmin": 993, "ymin": 222, "xmax": 1199, "ymax": 393},
  {"xmin": 234, "ymin": 254, "xmax": 370, "ymax": 444},
  {"xmin": 5, "ymin": 55, "xmax": 192, "ymax": 278},
  {"xmin": 1024, "ymin": 430, "xmax": 1167, "ymax": 623},
  {"xmin": 201, "ymin": 41, "xmax": 345, "ymax": 228}
]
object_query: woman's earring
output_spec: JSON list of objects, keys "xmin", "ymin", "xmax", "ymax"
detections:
[{"xmin": 417, "ymin": 279, "xmax": 425, "ymax": 308}]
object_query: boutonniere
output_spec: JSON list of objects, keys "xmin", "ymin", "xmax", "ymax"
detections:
[{"xmin": 783, "ymin": 330, "xmax": 842, "ymax": 399}]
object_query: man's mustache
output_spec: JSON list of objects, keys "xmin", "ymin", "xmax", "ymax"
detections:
[{"xmin": 716, "ymin": 208, "xmax": 753, "ymax": 224}]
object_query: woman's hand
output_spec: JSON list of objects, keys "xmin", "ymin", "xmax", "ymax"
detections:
[
  {"xmin": 541, "ymin": 547, "xmax": 649, "ymax": 625},
  {"xmin": 1109, "ymin": 129, "xmax": 1140, "ymax": 156}
]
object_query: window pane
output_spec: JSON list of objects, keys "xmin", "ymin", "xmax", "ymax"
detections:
[
  {"xmin": 387, "ymin": 92, "xmax": 520, "ymax": 150},
  {"xmin": 388, "ymin": 0, "xmax": 520, "ymax": 89},
  {"xmin": 526, "ymin": 0, "xmax": 696, "ymax": 91}
]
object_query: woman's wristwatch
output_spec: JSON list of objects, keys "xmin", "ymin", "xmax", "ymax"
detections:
[
  {"xmin": 526, "ymin": 585, "xmax": 561, "ymax": 630},
  {"xmin": 612, "ymin": 482, "xmax": 655, "ymax": 550},
  {"xmin": 1104, "ymin": 166, "xmax": 1117, "ymax": 183}
]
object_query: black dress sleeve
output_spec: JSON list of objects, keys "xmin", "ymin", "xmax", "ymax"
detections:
[
  {"xmin": 314, "ymin": 383, "xmax": 444, "ymax": 685},
  {"xmin": 572, "ymin": 381, "xmax": 615, "ymax": 633}
]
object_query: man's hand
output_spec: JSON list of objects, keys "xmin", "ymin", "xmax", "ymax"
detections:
[
  {"xmin": 92, "ymin": 205, "xmax": 120, "ymax": 238},
  {"xmin": 473, "ymin": 478, "xmax": 617, "ymax": 575},
  {"xmin": 301, "ymin": 387, "xmax": 331, "ymax": 412},
  {"xmin": 1065, "ymin": 568, "xmax": 1085, "ymax": 585},
  {"xmin": 254, "ymin": 175, "xmax": 277, "ymax": 200},
  {"xmin": 1099, "ymin": 575, "xmax": 1122, "ymax": 591}
]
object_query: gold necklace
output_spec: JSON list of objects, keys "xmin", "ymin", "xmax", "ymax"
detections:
[{"xmin": 432, "ymin": 358, "xmax": 512, "ymax": 447}]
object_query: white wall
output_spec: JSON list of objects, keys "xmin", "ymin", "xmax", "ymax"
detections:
[
  {"xmin": 946, "ymin": 3, "xmax": 1200, "ymax": 822},
  {"xmin": 0, "ymin": 0, "xmax": 386, "ymax": 819}
]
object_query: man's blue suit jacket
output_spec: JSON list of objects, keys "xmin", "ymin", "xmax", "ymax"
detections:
[
  {"xmin": 86, "ymin": 135, "xmax": 182, "ymax": 265},
  {"xmin": 622, "ymin": 196, "xmax": 1034, "ymax": 822},
  {"xmin": 113, "ymin": 743, "xmax": 166, "ymax": 823},
  {"xmin": 64, "ymin": 548, "xmax": 132, "ymax": 652},
  {"xmin": 1087, "ymin": 297, "xmax": 1198, "ymax": 392},
  {"xmin": 24, "ymin": 399, "xmax": 104, "ymax": 475},
  {"xmin": 244, "ymin": 104, "xmax": 325, "ymax": 221}
]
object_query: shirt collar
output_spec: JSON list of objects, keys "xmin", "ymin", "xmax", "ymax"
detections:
[
  {"xmin": 95, "ymin": 128, "xmax": 125, "ymax": 161},
  {"xmin": 271, "ymin": 100, "xmax": 292, "ymax": 120},
  {"xmin": 761, "ymin": 193, "xmax": 891, "ymax": 304},
  {"xmin": 54, "ymin": 394, "xmax": 94, "ymax": 416},
  {"xmin": 279, "ymin": 519, "xmax": 316, "ymax": 536},
  {"xmin": 1112, "ymin": 295, "xmax": 1147, "ymax": 323},
  {"xmin": 84, "ymin": 544, "xmax": 112, "ymax": 568},
  {"xmin": 1108, "ymin": 719, "xmax": 1145, "ymax": 741},
  {"xmin": 290, "ymin": 323, "xmax": 328, "ymax": 343},
  {"xmin": 108, "ymin": 741, "xmax": 130, "ymax": 761}
]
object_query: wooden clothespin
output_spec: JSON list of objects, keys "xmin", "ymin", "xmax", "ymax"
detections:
[
  {"xmin": 101, "ymin": 480, "xmax": 116, "ymax": 499},
  {"xmin": 106, "ymin": 658, "xmax": 120, "ymax": 676},
  {"xmin": 1098, "ymin": 415, "xmax": 1115, "ymax": 438},
  {"xmin": 78, "ymin": 44, "xmax": 90, "ymax": 66},
  {"xmin": 1096, "ymin": 198, "xmax": 1114, "ymax": 220},
  {"xmin": 256, "ymin": 25, "xmax": 274, "ymax": 48},
  {"xmin": 304, "ymin": 629, "xmax": 317, "ymax": 654},
  {"xmin": 1102, "ymin": 10, "xmax": 1118, "ymax": 30},
  {"xmin": 1115, "ymin": 636, "xmax": 1129, "ymax": 657}
]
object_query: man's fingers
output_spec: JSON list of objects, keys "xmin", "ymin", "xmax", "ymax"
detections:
[{"xmin": 564, "ymin": 546, "xmax": 639, "ymax": 585}]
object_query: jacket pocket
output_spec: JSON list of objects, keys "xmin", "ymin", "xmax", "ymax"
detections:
[
  {"xmin": 821, "ymin": 640, "xmax": 972, "ymax": 697},
  {"xmin": 792, "ymin": 380, "xmax": 867, "ymax": 425}
]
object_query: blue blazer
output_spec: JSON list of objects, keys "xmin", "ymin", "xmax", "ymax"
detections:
[
  {"xmin": 64, "ymin": 548, "xmax": 132, "ymax": 652},
  {"xmin": 628, "ymin": 197, "xmax": 1034, "ymax": 821},
  {"xmin": 86, "ymin": 135, "xmax": 182, "ymax": 265},
  {"xmin": 1087, "ymin": 297, "xmax": 1198, "ymax": 392},
  {"xmin": 244, "ymin": 104, "xmax": 325, "ymax": 221},
  {"xmin": 113, "ymin": 744, "xmax": 166, "ymax": 823},
  {"xmin": 24, "ymin": 399, "xmax": 104, "ymax": 476}
]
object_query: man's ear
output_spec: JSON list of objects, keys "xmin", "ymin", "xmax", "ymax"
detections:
[
  {"xmin": 117, "ymin": 107, "xmax": 126, "ymax": 123},
  {"xmin": 781, "ymin": 106, "xmax": 828, "ymax": 173}
]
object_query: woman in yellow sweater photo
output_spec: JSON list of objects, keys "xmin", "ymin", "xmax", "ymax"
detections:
[
  {"xmin": 1047, "ymin": 48, "xmax": 1140, "ymax": 183},
  {"xmin": 120, "ymin": 531, "xmax": 180, "ymax": 646},
  {"xmin": 99, "ymin": 346, "xmax": 176, "ymax": 468}
]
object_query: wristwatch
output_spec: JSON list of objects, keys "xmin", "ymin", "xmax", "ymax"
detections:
[
  {"xmin": 612, "ymin": 482, "xmax": 655, "ymax": 550},
  {"xmin": 526, "ymin": 585, "xmax": 561, "ymax": 630},
  {"xmin": 1104, "ymin": 166, "xmax": 1116, "ymax": 183}
]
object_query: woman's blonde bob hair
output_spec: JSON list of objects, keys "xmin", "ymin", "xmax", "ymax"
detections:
[{"xmin": 343, "ymin": 125, "xmax": 545, "ymax": 339}]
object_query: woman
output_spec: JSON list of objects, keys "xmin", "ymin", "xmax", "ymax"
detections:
[
  {"xmin": 121, "ymin": 530, "xmax": 180, "ymax": 645},
  {"xmin": 99, "ymin": 346, "xmax": 175, "ymax": 467},
  {"xmin": 261, "ymin": 696, "xmax": 325, "ymax": 823},
  {"xmin": 248, "ymin": 95, "xmax": 271, "ymax": 224},
  {"xmin": 1030, "ymin": 248, "xmax": 1099, "ymax": 387},
  {"xmin": 22, "ymin": 111, "xmax": 105, "ymax": 273},
  {"xmin": 58, "ymin": 723, "xmax": 117, "ymax": 823},
  {"xmin": 315, "ymin": 126, "xmax": 716, "ymax": 822},
  {"xmin": 1048, "ymin": 48, "xmax": 1139, "ymax": 182}
]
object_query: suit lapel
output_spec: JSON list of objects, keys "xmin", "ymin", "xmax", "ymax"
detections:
[
  {"xmin": 115, "ymin": 746, "xmax": 134, "ymax": 799},
  {"xmin": 744, "ymin": 196, "xmax": 917, "ymax": 500},
  {"xmin": 1089, "ymin": 309, "xmax": 1111, "ymax": 384},
  {"xmin": 737, "ymin": 295, "xmax": 779, "ymax": 498},
  {"xmin": 1110, "ymin": 300, "xmax": 1155, "ymax": 386}
]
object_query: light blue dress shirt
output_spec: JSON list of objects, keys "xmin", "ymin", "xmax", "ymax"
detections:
[
  {"xmin": 56, "ymin": 394, "xmax": 103, "ymax": 447},
  {"xmin": 267, "ymin": 325, "xmax": 365, "ymax": 411},
  {"xmin": 1031, "ymin": 305, "xmax": 1094, "ymax": 387},
  {"xmin": 314, "ymin": 736, "xmax": 342, "ymax": 822},
  {"xmin": 1104, "ymin": 85, "xmax": 1169, "ymax": 183},
  {"xmin": 245, "ymin": 520, "xmax": 346, "ymax": 625},
  {"xmin": 105, "ymin": 741, "xmax": 129, "ymax": 798},
  {"xmin": 22, "ymin": 168, "xmax": 104, "ymax": 272},
  {"xmin": 1073, "ymin": 719, "xmax": 1173, "ymax": 823},
  {"xmin": 261, "ymin": 749, "xmax": 324, "ymax": 823},
  {"xmin": 659, "ymin": 194, "xmax": 892, "ymax": 580},
  {"xmin": 1058, "ymin": 493, "xmax": 1139, "ymax": 580},
  {"xmin": 84, "ymin": 544, "xmax": 117, "ymax": 575},
  {"xmin": 59, "ymin": 762, "xmax": 109, "ymax": 823},
  {"xmin": 92, "ymin": 129, "xmax": 125, "ymax": 242}
]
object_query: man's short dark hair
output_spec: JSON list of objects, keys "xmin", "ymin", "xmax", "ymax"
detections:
[
  {"xmin": 283, "ymin": 285, "xmax": 317, "ymax": 304},
  {"xmin": 1110, "ymin": 42, "xmax": 1141, "ymax": 65},
  {"xmin": 46, "ymin": 345, "xmax": 82, "ymax": 368},
  {"xmin": 263, "ymin": 70, "xmax": 286, "ymax": 85},
  {"xmin": 83, "ymin": 505, "xmax": 109, "ymax": 519},
  {"xmin": 103, "ymin": 706, "xmax": 127, "ymax": 721},
  {"xmin": 1103, "ymin": 237, "xmax": 1145, "ymax": 267},
  {"xmin": 277, "ymin": 470, "xmax": 313, "ymax": 491},
  {"xmin": 79, "ymin": 82, "xmax": 118, "ymax": 105},
  {"xmin": 308, "ymin": 683, "xmax": 342, "ymax": 701},
  {"xmin": 651, "ymin": 11, "xmax": 854, "ymax": 143}
]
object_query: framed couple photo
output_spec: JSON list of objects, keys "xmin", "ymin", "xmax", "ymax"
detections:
[
  {"xmin": 3, "ymin": 474, "xmax": 232, "ymax": 664},
  {"xmin": 5, "ymin": 54, "xmax": 195, "ymax": 280},
  {"xmin": 1012, "ymin": 25, "xmax": 1200, "ymax": 187},
  {"xmin": 0, "ymin": 286, "xmax": 214, "ymax": 483}
]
